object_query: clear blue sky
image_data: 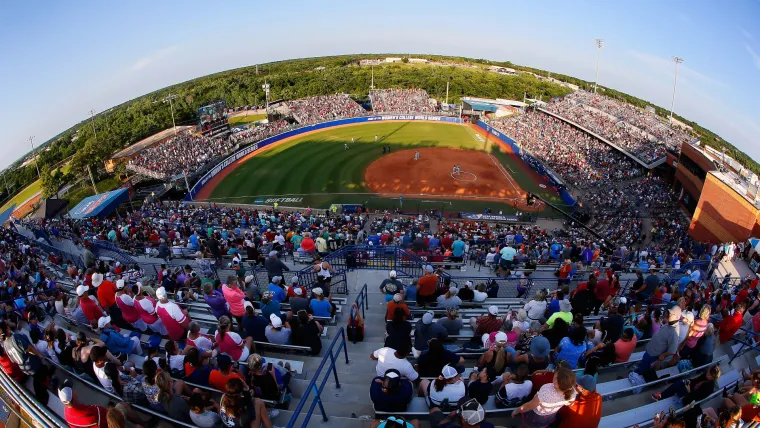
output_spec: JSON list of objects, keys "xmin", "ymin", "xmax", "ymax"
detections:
[{"xmin": 1, "ymin": 0, "xmax": 759, "ymax": 169}]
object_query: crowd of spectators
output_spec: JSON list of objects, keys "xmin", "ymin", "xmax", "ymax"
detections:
[
  {"xmin": 488, "ymin": 111, "xmax": 642, "ymax": 189},
  {"xmin": 286, "ymin": 94, "xmax": 366, "ymax": 125},
  {"xmin": 229, "ymin": 119, "xmax": 293, "ymax": 145},
  {"xmin": 545, "ymin": 91, "xmax": 692, "ymax": 164},
  {"xmin": 128, "ymin": 133, "xmax": 236, "ymax": 180},
  {"xmin": 370, "ymin": 88, "xmax": 436, "ymax": 113}
]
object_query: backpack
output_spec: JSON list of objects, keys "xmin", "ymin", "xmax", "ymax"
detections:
[{"xmin": 4, "ymin": 334, "xmax": 33, "ymax": 375}]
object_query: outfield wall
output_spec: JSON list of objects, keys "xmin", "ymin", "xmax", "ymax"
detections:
[
  {"xmin": 476, "ymin": 120, "xmax": 577, "ymax": 208},
  {"xmin": 185, "ymin": 115, "xmax": 462, "ymax": 201}
]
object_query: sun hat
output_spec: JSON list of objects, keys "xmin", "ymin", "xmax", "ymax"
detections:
[
  {"xmin": 530, "ymin": 336, "xmax": 551, "ymax": 358},
  {"xmin": 91, "ymin": 273, "xmax": 104, "ymax": 287}
]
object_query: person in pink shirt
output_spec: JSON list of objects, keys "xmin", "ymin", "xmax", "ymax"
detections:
[
  {"xmin": 155, "ymin": 287, "xmax": 191, "ymax": 341},
  {"xmin": 222, "ymin": 276, "xmax": 247, "ymax": 325},
  {"xmin": 132, "ymin": 284, "xmax": 168, "ymax": 335},
  {"xmin": 215, "ymin": 316, "xmax": 254, "ymax": 364}
]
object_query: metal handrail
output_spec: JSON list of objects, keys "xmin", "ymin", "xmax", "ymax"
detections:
[
  {"xmin": 0, "ymin": 363, "xmax": 67, "ymax": 427},
  {"xmin": 286, "ymin": 327, "xmax": 350, "ymax": 427}
]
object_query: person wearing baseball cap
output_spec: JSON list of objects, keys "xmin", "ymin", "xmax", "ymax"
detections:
[
  {"xmin": 637, "ymin": 305, "xmax": 682, "ymax": 374},
  {"xmin": 380, "ymin": 270, "xmax": 405, "ymax": 302},
  {"xmin": 155, "ymin": 286, "xmax": 191, "ymax": 341},
  {"xmin": 309, "ymin": 287, "xmax": 334, "ymax": 318},
  {"xmin": 458, "ymin": 280, "xmax": 475, "ymax": 301},
  {"xmin": 76, "ymin": 284, "xmax": 105, "ymax": 328},
  {"xmin": 386, "ymin": 293, "xmax": 411, "ymax": 321},
  {"xmin": 286, "ymin": 276, "xmax": 306, "ymax": 300},
  {"xmin": 436, "ymin": 286, "xmax": 462, "ymax": 310},
  {"xmin": 99, "ymin": 315, "xmax": 142, "ymax": 358},
  {"xmin": 429, "ymin": 396, "xmax": 491, "ymax": 427},
  {"xmin": 370, "ymin": 368, "xmax": 415, "ymax": 413},
  {"xmin": 265, "ymin": 249, "xmax": 290, "ymax": 283},
  {"xmin": 267, "ymin": 275, "xmax": 287, "ymax": 303},
  {"xmin": 557, "ymin": 374, "xmax": 601, "ymax": 427},
  {"xmin": 470, "ymin": 306, "xmax": 503, "ymax": 337},
  {"xmin": 59, "ymin": 379, "xmax": 110, "ymax": 428},
  {"xmin": 416, "ymin": 265, "xmax": 438, "ymax": 307},
  {"xmin": 414, "ymin": 311, "xmax": 448, "ymax": 352},
  {"xmin": 265, "ymin": 313, "xmax": 291, "ymax": 345},
  {"xmin": 421, "ymin": 364, "xmax": 466, "ymax": 410},
  {"xmin": 288, "ymin": 284, "xmax": 310, "ymax": 314}
]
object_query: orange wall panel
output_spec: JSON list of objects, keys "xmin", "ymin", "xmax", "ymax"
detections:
[{"xmin": 690, "ymin": 174, "xmax": 760, "ymax": 243}]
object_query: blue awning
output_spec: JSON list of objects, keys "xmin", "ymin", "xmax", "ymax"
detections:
[
  {"xmin": 69, "ymin": 188, "xmax": 129, "ymax": 219},
  {"xmin": 465, "ymin": 101, "xmax": 499, "ymax": 112},
  {"xmin": 0, "ymin": 204, "xmax": 16, "ymax": 225}
]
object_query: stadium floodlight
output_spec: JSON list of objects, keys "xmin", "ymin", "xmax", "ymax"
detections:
[
  {"xmin": 670, "ymin": 56, "xmax": 684, "ymax": 122},
  {"xmin": 593, "ymin": 39, "xmax": 604, "ymax": 94},
  {"xmin": 159, "ymin": 94, "xmax": 179, "ymax": 135},
  {"xmin": 87, "ymin": 110, "xmax": 100, "ymax": 192},
  {"xmin": 262, "ymin": 82, "xmax": 271, "ymax": 111},
  {"xmin": 28, "ymin": 136, "xmax": 40, "ymax": 178}
]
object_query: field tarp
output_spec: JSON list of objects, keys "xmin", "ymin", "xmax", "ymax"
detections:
[
  {"xmin": 186, "ymin": 115, "xmax": 462, "ymax": 201},
  {"xmin": 69, "ymin": 188, "xmax": 129, "ymax": 219},
  {"xmin": 476, "ymin": 120, "xmax": 577, "ymax": 208}
]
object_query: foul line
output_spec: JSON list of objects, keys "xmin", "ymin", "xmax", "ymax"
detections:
[{"xmin": 487, "ymin": 153, "xmax": 520, "ymax": 194}]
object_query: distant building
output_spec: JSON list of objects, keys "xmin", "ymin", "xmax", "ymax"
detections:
[
  {"xmin": 385, "ymin": 57, "xmax": 403, "ymax": 63},
  {"xmin": 359, "ymin": 59, "xmax": 382, "ymax": 66},
  {"xmin": 408, "ymin": 58, "xmax": 428, "ymax": 64},
  {"xmin": 487, "ymin": 65, "xmax": 518, "ymax": 76}
]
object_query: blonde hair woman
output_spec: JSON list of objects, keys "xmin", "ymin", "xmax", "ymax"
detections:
[{"xmin": 523, "ymin": 291, "xmax": 548, "ymax": 323}]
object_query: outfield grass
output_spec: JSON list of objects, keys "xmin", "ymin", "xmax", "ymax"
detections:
[
  {"xmin": 1, "ymin": 180, "xmax": 41, "ymax": 212},
  {"xmin": 229, "ymin": 114, "xmax": 267, "ymax": 126},
  {"xmin": 208, "ymin": 122, "xmax": 562, "ymax": 214}
]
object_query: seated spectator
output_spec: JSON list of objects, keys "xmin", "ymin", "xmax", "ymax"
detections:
[
  {"xmin": 267, "ymin": 276, "xmax": 287, "ymax": 303},
  {"xmin": 209, "ymin": 354, "xmax": 245, "ymax": 393},
  {"xmin": 98, "ymin": 316, "xmax": 142, "ymax": 359},
  {"xmin": 371, "ymin": 343, "xmax": 418, "ymax": 381},
  {"xmin": 291, "ymin": 310, "xmax": 323, "ymax": 355},
  {"xmin": 523, "ymin": 291, "xmax": 548, "ymax": 324},
  {"xmin": 309, "ymin": 287, "xmax": 334, "ymax": 318},
  {"xmin": 545, "ymin": 299, "xmax": 573, "ymax": 329},
  {"xmin": 245, "ymin": 353, "xmax": 291, "ymax": 403},
  {"xmin": 76, "ymin": 284, "xmax": 104, "ymax": 328},
  {"xmin": 555, "ymin": 325, "xmax": 591, "ymax": 369},
  {"xmin": 437, "ymin": 307, "xmax": 463, "ymax": 335},
  {"xmin": 470, "ymin": 306, "xmax": 503, "ymax": 336},
  {"xmin": 380, "ymin": 270, "xmax": 405, "ymax": 302},
  {"xmin": 557, "ymin": 374, "xmax": 602, "ymax": 427},
  {"xmin": 458, "ymin": 281, "xmax": 475, "ymax": 301},
  {"xmin": 614, "ymin": 327, "xmax": 637, "ymax": 363},
  {"xmin": 510, "ymin": 365, "xmax": 577, "ymax": 426},
  {"xmin": 260, "ymin": 291, "xmax": 282, "ymax": 321},
  {"xmin": 420, "ymin": 365, "xmax": 467, "ymax": 410},
  {"xmin": 186, "ymin": 321, "xmax": 214, "ymax": 356},
  {"xmin": 215, "ymin": 316, "xmax": 254, "ymax": 364},
  {"xmin": 287, "ymin": 286, "xmax": 309, "ymax": 314},
  {"xmin": 416, "ymin": 339, "xmax": 464, "ymax": 378},
  {"xmin": 477, "ymin": 332, "xmax": 510, "ymax": 380},
  {"xmin": 219, "ymin": 377, "xmax": 273, "ymax": 428},
  {"xmin": 495, "ymin": 363, "xmax": 533, "ymax": 408},
  {"xmin": 370, "ymin": 369, "xmax": 415, "ymax": 413},
  {"xmin": 472, "ymin": 283, "xmax": 488, "ymax": 302},
  {"xmin": 222, "ymin": 276, "xmax": 247, "ymax": 324},
  {"xmin": 188, "ymin": 391, "xmax": 221, "ymax": 428},
  {"xmin": 241, "ymin": 305, "xmax": 269, "ymax": 343},
  {"xmin": 414, "ymin": 311, "xmax": 448, "ymax": 352},
  {"xmin": 203, "ymin": 282, "xmax": 230, "ymax": 320},
  {"xmin": 436, "ymin": 286, "xmax": 462, "ymax": 310},
  {"xmin": 184, "ymin": 347, "xmax": 212, "ymax": 387},
  {"xmin": 513, "ymin": 336, "xmax": 551, "ymax": 372},
  {"xmin": 265, "ymin": 313, "xmax": 291, "ymax": 344},
  {"xmin": 651, "ymin": 364, "xmax": 720, "ymax": 403},
  {"xmin": 286, "ymin": 276, "xmax": 306, "ymax": 301},
  {"xmin": 155, "ymin": 287, "xmax": 190, "ymax": 341},
  {"xmin": 58, "ymin": 380, "xmax": 109, "ymax": 428}
]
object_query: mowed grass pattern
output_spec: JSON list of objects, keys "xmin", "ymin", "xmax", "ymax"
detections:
[{"xmin": 209, "ymin": 122, "xmax": 561, "ymax": 212}]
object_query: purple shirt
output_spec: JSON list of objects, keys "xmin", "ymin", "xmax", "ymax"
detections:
[{"xmin": 204, "ymin": 290, "xmax": 229, "ymax": 319}]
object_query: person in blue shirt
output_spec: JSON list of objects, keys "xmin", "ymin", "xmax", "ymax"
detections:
[
  {"xmin": 452, "ymin": 237, "xmax": 466, "ymax": 261},
  {"xmin": 189, "ymin": 232, "xmax": 199, "ymax": 250},
  {"xmin": 402, "ymin": 234, "xmax": 411, "ymax": 248},
  {"xmin": 368, "ymin": 233, "xmax": 381, "ymax": 246},
  {"xmin": 678, "ymin": 273, "xmax": 692, "ymax": 294},
  {"xmin": 98, "ymin": 316, "xmax": 142, "ymax": 357},
  {"xmin": 267, "ymin": 276, "xmax": 287, "ymax": 303},
  {"xmin": 581, "ymin": 245, "xmax": 594, "ymax": 265},
  {"xmin": 550, "ymin": 242, "xmax": 562, "ymax": 259},
  {"xmin": 428, "ymin": 235, "xmax": 440, "ymax": 251},
  {"xmin": 309, "ymin": 288, "xmax": 334, "ymax": 317},
  {"xmin": 514, "ymin": 233, "xmax": 523, "ymax": 246},
  {"xmin": 260, "ymin": 292, "xmax": 282, "ymax": 320},
  {"xmin": 241, "ymin": 305, "xmax": 269, "ymax": 342}
]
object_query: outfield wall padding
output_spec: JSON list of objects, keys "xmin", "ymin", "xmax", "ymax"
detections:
[
  {"xmin": 186, "ymin": 115, "xmax": 461, "ymax": 201},
  {"xmin": 476, "ymin": 120, "xmax": 577, "ymax": 208}
]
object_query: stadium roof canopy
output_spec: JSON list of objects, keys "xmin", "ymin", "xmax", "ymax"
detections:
[
  {"xmin": 464, "ymin": 101, "xmax": 499, "ymax": 112},
  {"xmin": 110, "ymin": 126, "xmax": 193, "ymax": 160},
  {"xmin": 69, "ymin": 188, "xmax": 129, "ymax": 219}
]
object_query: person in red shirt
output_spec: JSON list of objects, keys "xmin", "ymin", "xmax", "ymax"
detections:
[
  {"xmin": 208, "ymin": 354, "xmax": 244, "ymax": 393},
  {"xmin": 752, "ymin": 278, "xmax": 759, "ymax": 290},
  {"xmin": 0, "ymin": 345, "xmax": 25, "ymax": 382},
  {"xmin": 59, "ymin": 380, "xmax": 108, "ymax": 428},
  {"xmin": 77, "ymin": 285, "xmax": 104, "ymax": 328},
  {"xmin": 416, "ymin": 266, "xmax": 438, "ymax": 306},
  {"xmin": 735, "ymin": 285, "xmax": 750, "ymax": 305},
  {"xmin": 557, "ymin": 375, "xmax": 602, "ymax": 428},
  {"xmin": 718, "ymin": 302, "xmax": 746, "ymax": 344},
  {"xmin": 94, "ymin": 274, "xmax": 116, "ymax": 310},
  {"xmin": 593, "ymin": 278, "xmax": 611, "ymax": 315}
]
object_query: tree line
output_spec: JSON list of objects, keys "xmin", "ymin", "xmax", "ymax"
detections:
[{"xmin": 2, "ymin": 54, "xmax": 756, "ymax": 203}]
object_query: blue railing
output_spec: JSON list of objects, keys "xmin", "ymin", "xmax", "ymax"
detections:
[
  {"xmin": 730, "ymin": 327, "xmax": 760, "ymax": 363},
  {"xmin": 349, "ymin": 284, "xmax": 369, "ymax": 344},
  {"xmin": 286, "ymin": 327, "xmax": 350, "ymax": 427}
]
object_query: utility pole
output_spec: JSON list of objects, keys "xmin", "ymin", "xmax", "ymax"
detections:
[
  {"xmin": 262, "ymin": 81, "xmax": 271, "ymax": 112},
  {"xmin": 669, "ymin": 56, "xmax": 684, "ymax": 122},
  {"xmin": 28, "ymin": 136, "xmax": 40, "ymax": 178},
  {"xmin": 87, "ymin": 110, "xmax": 99, "ymax": 193},
  {"xmin": 445, "ymin": 80, "xmax": 450, "ymax": 105},
  {"xmin": 371, "ymin": 65, "xmax": 375, "ymax": 90},
  {"xmin": 593, "ymin": 39, "xmax": 604, "ymax": 94}
]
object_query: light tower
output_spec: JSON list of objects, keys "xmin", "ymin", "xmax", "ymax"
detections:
[
  {"xmin": 593, "ymin": 39, "xmax": 604, "ymax": 94},
  {"xmin": 670, "ymin": 56, "xmax": 684, "ymax": 122},
  {"xmin": 28, "ymin": 136, "xmax": 40, "ymax": 178},
  {"xmin": 262, "ymin": 81, "xmax": 271, "ymax": 111}
]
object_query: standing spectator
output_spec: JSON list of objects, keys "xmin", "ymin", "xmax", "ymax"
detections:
[
  {"xmin": 222, "ymin": 276, "xmax": 247, "ymax": 325},
  {"xmin": 202, "ymin": 282, "xmax": 230, "ymax": 320},
  {"xmin": 264, "ymin": 251, "xmax": 289, "ymax": 282}
]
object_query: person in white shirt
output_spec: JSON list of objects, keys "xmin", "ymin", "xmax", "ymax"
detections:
[
  {"xmin": 420, "ymin": 364, "xmax": 466, "ymax": 409},
  {"xmin": 523, "ymin": 291, "xmax": 548, "ymax": 322},
  {"xmin": 370, "ymin": 345, "xmax": 418, "ymax": 381},
  {"xmin": 472, "ymin": 284, "xmax": 488, "ymax": 302}
]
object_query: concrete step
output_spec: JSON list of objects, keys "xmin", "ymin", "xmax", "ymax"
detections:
[{"xmin": 271, "ymin": 410, "xmax": 375, "ymax": 428}]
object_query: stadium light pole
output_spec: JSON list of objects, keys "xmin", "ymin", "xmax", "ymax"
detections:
[
  {"xmin": 164, "ymin": 94, "xmax": 178, "ymax": 136},
  {"xmin": 371, "ymin": 65, "xmax": 375, "ymax": 90},
  {"xmin": 262, "ymin": 82, "xmax": 271, "ymax": 112},
  {"xmin": 669, "ymin": 56, "xmax": 684, "ymax": 123},
  {"xmin": 593, "ymin": 39, "xmax": 604, "ymax": 94},
  {"xmin": 28, "ymin": 136, "xmax": 40, "ymax": 178}
]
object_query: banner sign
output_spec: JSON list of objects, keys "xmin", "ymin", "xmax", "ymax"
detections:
[
  {"xmin": 187, "ymin": 115, "xmax": 461, "ymax": 200},
  {"xmin": 461, "ymin": 213, "xmax": 519, "ymax": 222}
]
